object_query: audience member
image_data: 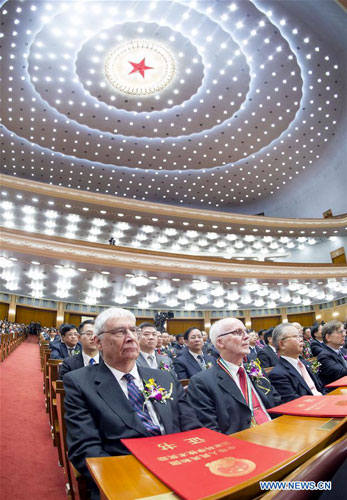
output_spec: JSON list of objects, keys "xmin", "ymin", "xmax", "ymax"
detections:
[
  {"xmin": 269, "ymin": 323, "xmax": 325, "ymax": 403},
  {"xmin": 136, "ymin": 322, "xmax": 174, "ymax": 371},
  {"xmin": 257, "ymin": 328, "xmax": 278, "ymax": 369},
  {"xmin": 173, "ymin": 327, "xmax": 216, "ymax": 380},
  {"xmin": 172, "ymin": 333, "xmax": 186, "ymax": 355},
  {"xmin": 187, "ymin": 318, "xmax": 280, "ymax": 434},
  {"xmin": 50, "ymin": 323, "xmax": 81, "ymax": 359},
  {"xmin": 247, "ymin": 330, "xmax": 262, "ymax": 362},
  {"xmin": 310, "ymin": 323, "xmax": 324, "ymax": 356},
  {"xmin": 317, "ymin": 321, "xmax": 347, "ymax": 385},
  {"xmin": 64, "ymin": 307, "xmax": 198, "ymax": 499},
  {"xmin": 59, "ymin": 320, "xmax": 100, "ymax": 378}
]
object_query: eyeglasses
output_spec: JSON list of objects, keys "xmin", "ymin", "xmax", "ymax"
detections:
[
  {"xmin": 99, "ymin": 327, "xmax": 138, "ymax": 338},
  {"xmin": 218, "ymin": 328, "xmax": 248, "ymax": 338},
  {"xmin": 81, "ymin": 331, "xmax": 95, "ymax": 338},
  {"xmin": 281, "ymin": 334, "xmax": 302, "ymax": 341}
]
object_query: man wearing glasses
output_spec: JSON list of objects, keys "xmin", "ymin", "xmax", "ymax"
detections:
[
  {"xmin": 269, "ymin": 323, "xmax": 325, "ymax": 403},
  {"xmin": 50, "ymin": 323, "xmax": 81, "ymax": 359},
  {"xmin": 317, "ymin": 320, "xmax": 347, "ymax": 385},
  {"xmin": 64, "ymin": 307, "xmax": 198, "ymax": 500},
  {"xmin": 59, "ymin": 320, "xmax": 99, "ymax": 378},
  {"xmin": 187, "ymin": 318, "xmax": 280, "ymax": 435}
]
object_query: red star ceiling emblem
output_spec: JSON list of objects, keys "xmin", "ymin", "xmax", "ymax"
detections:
[{"xmin": 128, "ymin": 57, "xmax": 154, "ymax": 78}]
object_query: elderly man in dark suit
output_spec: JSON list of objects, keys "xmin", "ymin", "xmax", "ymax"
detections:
[
  {"xmin": 317, "ymin": 320, "xmax": 347, "ymax": 385},
  {"xmin": 64, "ymin": 307, "xmax": 198, "ymax": 500},
  {"xmin": 269, "ymin": 323, "xmax": 325, "ymax": 403},
  {"xmin": 50, "ymin": 323, "xmax": 81, "ymax": 359},
  {"xmin": 136, "ymin": 322, "xmax": 174, "ymax": 371},
  {"xmin": 257, "ymin": 328, "xmax": 278, "ymax": 369},
  {"xmin": 173, "ymin": 327, "xmax": 216, "ymax": 380},
  {"xmin": 59, "ymin": 320, "xmax": 100, "ymax": 378},
  {"xmin": 187, "ymin": 317, "xmax": 280, "ymax": 434}
]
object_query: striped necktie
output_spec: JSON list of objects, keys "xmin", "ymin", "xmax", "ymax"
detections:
[
  {"xmin": 89, "ymin": 358, "xmax": 96, "ymax": 365},
  {"xmin": 123, "ymin": 373, "xmax": 161, "ymax": 436}
]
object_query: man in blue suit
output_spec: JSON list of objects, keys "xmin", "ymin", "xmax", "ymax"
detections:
[
  {"xmin": 310, "ymin": 323, "xmax": 324, "ymax": 356},
  {"xmin": 187, "ymin": 317, "xmax": 280, "ymax": 434},
  {"xmin": 50, "ymin": 323, "xmax": 81, "ymax": 359},
  {"xmin": 64, "ymin": 307, "xmax": 198, "ymax": 500},
  {"xmin": 269, "ymin": 323, "xmax": 325, "ymax": 403},
  {"xmin": 317, "ymin": 320, "xmax": 347, "ymax": 385},
  {"xmin": 59, "ymin": 319, "xmax": 100, "ymax": 378},
  {"xmin": 173, "ymin": 327, "xmax": 216, "ymax": 379}
]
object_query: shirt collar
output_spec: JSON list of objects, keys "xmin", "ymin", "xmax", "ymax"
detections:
[
  {"xmin": 189, "ymin": 350, "xmax": 203, "ymax": 361},
  {"xmin": 281, "ymin": 355, "xmax": 300, "ymax": 371},
  {"xmin": 104, "ymin": 362, "xmax": 140, "ymax": 384},
  {"xmin": 140, "ymin": 350, "xmax": 156, "ymax": 361},
  {"xmin": 220, "ymin": 357, "xmax": 241, "ymax": 378},
  {"xmin": 82, "ymin": 351, "xmax": 100, "ymax": 365}
]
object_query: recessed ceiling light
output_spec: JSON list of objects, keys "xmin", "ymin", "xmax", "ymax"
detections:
[
  {"xmin": 101, "ymin": 271, "xmax": 110, "ymax": 275},
  {"xmin": 77, "ymin": 268, "xmax": 87, "ymax": 272},
  {"xmin": 31, "ymin": 261, "xmax": 40, "ymax": 265}
]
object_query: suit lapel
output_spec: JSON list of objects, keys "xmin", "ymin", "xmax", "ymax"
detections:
[
  {"xmin": 185, "ymin": 351, "xmax": 200, "ymax": 372},
  {"xmin": 280, "ymin": 358, "xmax": 311, "ymax": 393},
  {"xmin": 216, "ymin": 365, "xmax": 248, "ymax": 407},
  {"xmin": 95, "ymin": 363, "xmax": 148, "ymax": 435}
]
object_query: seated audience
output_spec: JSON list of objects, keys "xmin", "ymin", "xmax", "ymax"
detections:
[
  {"xmin": 136, "ymin": 323, "xmax": 174, "ymax": 371},
  {"xmin": 317, "ymin": 321, "xmax": 347, "ymax": 385},
  {"xmin": 302, "ymin": 326, "xmax": 313, "ymax": 359},
  {"xmin": 269, "ymin": 323, "xmax": 325, "ymax": 403},
  {"xmin": 310, "ymin": 323, "xmax": 324, "ymax": 356},
  {"xmin": 187, "ymin": 317, "xmax": 280, "ymax": 434},
  {"xmin": 50, "ymin": 323, "xmax": 81, "ymax": 359},
  {"xmin": 247, "ymin": 330, "xmax": 262, "ymax": 362},
  {"xmin": 64, "ymin": 307, "xmax": 198, "ymax": 500},
  {"xmin": 59, "ymin": 320, "xmax": 100, "ymax": 378},
  {"xmin": 257, "ymin": 328, "xmax": 278, "ymax": 369},
  {"xmin": 173, "ymin": 327, "xmax": 216, "ymax": 379},
  {"xmin": 257, "ymin": 329, "xmax": 266, "ymax": 346}
]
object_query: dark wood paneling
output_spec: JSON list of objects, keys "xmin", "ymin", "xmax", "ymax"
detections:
[
  {"xmin": 0, "ymin": 302, "xmax": 9, "ymax": 321},
  {"xmin": 167, "ymin": 319, "xmax": 204, "ymax": 336},
  {"xmin": 287, "ymin": 312, "xmax": 315, "ymax": 327},
  {"xmin": 251, "ymin": 316, "xmax": 281, "ymax": 331},
  {"xmin": 16, "ymin": 305, "xmax": 56, "ymax": 327}
]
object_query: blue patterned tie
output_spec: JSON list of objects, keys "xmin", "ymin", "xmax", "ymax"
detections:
[
  {"xmin": 197, "ymin": 354, "xmax": 206, "ymax": 370},
  {"xmin": 123, "ymin": 374, "xmax": 161, "ymax": 436},
  {"xmin": 89, "ymin": 358, "xmax": 95, "ymax": 365}
]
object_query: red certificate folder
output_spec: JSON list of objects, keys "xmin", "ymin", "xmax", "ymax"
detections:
[
  {"xmin": 326, "ymin": 376, "xmax": 347, "ymax": 388},
  {"xmin": 121, "ymin": 428, "xmax": 294, "ymax": 500},
  {"xmin": 268, "ymin": 395, "xmax": 347, "ymax": 417}
]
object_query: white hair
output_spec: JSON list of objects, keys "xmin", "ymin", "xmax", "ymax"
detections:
[
  {"xmin": 94, "ymin": 307, "xmax": 135, "ymax": 337},
  {"xmin": 209, "ymin": 317, "xmax": 238, "ymax": 348}
]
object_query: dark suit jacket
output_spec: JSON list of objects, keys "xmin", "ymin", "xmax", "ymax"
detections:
[
  {"xmin": 59, "ymin": 352, "xmax": 95, "ymax": 379},
  {"xmin": 247, "ymin": 345, "xmax": 262, "ymax": 362},
  {"xmin": 173, "ymin": 349, "xmax": 216, "ymax": 380},
  {"xmin": 64, "ymin": 362, "xmax": 198, "ymax": 477},
  {"xmin": 310, "ymin": 339, "xmax": 324, "ymax": 357},
  {"xmin": 317, "ymin": 344, "xmax": 347, "ymax": 385},
  {"xmin": 203, "ymin": 343, "xmax": 219, "ymax": 360},
  {"xmin": 269, "ymin": 357, "xmax": 325, "ymax": 403},
  {"xmin": 187, "ymin": 363, "xmax": 280, "ymax": 435},
  {"xmin": 50, "ymin": 342, "xmax": 82, "ymax": 360},
  {"xmin": 172, "ymin": 343, "xmax": 186, "ymax": 356},
  {"xmin": 258, "ymin": 345, "xmax": 278, "ymax": 368}
]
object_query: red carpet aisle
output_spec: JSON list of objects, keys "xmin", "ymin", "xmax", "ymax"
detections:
[{"xmin": 0, "ymin": 336, "xmax": 66, "ymax": 500}]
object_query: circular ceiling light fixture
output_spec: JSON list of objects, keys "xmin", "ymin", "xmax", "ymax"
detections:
[{"xmin": 104, "ymin": 39, "xmax": 175, "ymax": 96}]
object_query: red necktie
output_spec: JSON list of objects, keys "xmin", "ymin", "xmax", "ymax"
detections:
[{"xmin": 237, "ymin": 366, "xmax": 269, "ymax": 425}]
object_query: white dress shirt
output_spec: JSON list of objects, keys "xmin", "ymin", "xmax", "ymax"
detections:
[
  {"xmin": 140, "ymin": 350, "xmax": 158, "ymax": 368},
  {"xmin": 82, "ymin": 351, "xmax": 100, "ymax": 366}
]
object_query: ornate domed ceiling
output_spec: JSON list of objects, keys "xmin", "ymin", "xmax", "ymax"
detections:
[
  {"xmin": 1, "ymin": 0, "xmax": 346, "ymax": 214},
  {"xmin": 0, "ymin": 0, "xmax": 346, "ymax": 312}
]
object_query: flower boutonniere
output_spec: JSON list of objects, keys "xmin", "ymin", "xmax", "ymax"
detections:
[
  {"xmin": 343, "ymin": 354, "xmax": 347, "ymax": 361},
  {"xmin": 142, "ymin": 378, "xmax": 173, "ymax": 407},
  {"xmin": 159, "ymin": 361, "xmax": 171, "ymax": 371},
  {"xmin": 310, "ymin": 359, "xmax": 321, "ymax": 374},
  {"xmin": 205, "ymin": 361, "xmax": 213, "ymax": 369},
  {"xmin": 245, "ymin": 359, "xmax": 271, "ymax": 395},
  {"xmin": 245, "ymin": 359, "xmax": 263, "ymax": 379},
  {"xmin": 73, "ymin": 348, "xmax": 81, "ymax": 355}
]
